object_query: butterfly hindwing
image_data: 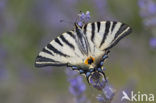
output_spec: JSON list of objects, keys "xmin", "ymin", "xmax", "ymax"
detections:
[{"xmin": 82, "ymin": 21, "xmax": 132, "ymax": 51}]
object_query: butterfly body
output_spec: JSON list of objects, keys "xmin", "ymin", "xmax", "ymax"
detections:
[{"xmin": 35, "ymin": 21, "xmax": 132, "ymax": 83}]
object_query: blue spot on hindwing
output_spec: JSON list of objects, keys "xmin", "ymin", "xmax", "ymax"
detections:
[
  {"xmin": 79, "ymin": 69, "xmax": 84, "ymax": 74},
  {"xmin": 86, "ymin": 72, "xmax": 91, "ymax": 77},
  {"xmin": 72, "ymin": 66, "xmax": 78, "ymax": 70},
  {"xmin": 100, "ymin": 61, "xmax": 104, "ymax": 66},
  {"xmin": 89, "ymin": 68, "xmax": 94, "ymax": 72},
  {"xmin": 103, "ymin": 55, "xmax": 108, "ymax": 60},
  {"xmin": 97, "ymin": 68, "xmax": 103, "ymax": 72}
]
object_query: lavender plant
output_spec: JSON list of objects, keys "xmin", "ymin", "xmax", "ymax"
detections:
[
  {"xmin": 66, "ymin": 11, "xmax": 115, "ymax": 103},
  {"xmin": 138, "ymin": 0, "xmax": 156, "ymax": 48},
  {"xmin": 66, "ymin": 68, "xmax": 89, "ymax": 103},
  {"xmin": 89, "ymin": 70, "xmax": 115, "ymax": 103}
]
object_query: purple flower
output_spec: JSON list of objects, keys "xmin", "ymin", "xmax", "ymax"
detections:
[
  {"xmin": 78, "ymin": 11, "xmax": 91, "ymax": 27},
  {"xmin": 148, "ymin": 1, "xmax": 156, "ymax": 14},
  {"xmin": 89, "ymin": 70, "xmax": 115, "ymax": 102},
  {"xmin": 89, "ymin": 76, "xmax": 106, "ymax": 90},
  {"xmin": 66, "ymin": 68, "xmax": 89, "ymax": 103},
  {"xmin": 103, "ymin": 83, "xmax": 115, "ymax": 100},
  {"xmin": 96, "ymin": 82, "xmax": 115, "ymax": 103},
  {"xmin": 138, "ymin": 0, "xmax": 156, "ymax": 21},
  {"xmin": 138, "ymin": 0, "xmax": 156, "ymax": 48},
  {"xmin": 78, "ymin": 22, "xmax": 83, "ymax": 27},
  {"xmin": 149, "ymin": 37, "xmax": 156, "ymax": 48},
  {"xmin": 69, "ymin": 76, "xmax": 86, "ymax": 96},
  {"xmin": 138, "ymin": 0, "xmax": 156, "ymax": 17},
  {"xmin": 85, "ymin": 11, "xmax": 91, "ymax": 22}
]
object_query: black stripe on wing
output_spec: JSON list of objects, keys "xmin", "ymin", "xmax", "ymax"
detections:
[
  {"xmin": 99, "ymin": 21, "xmax": 110, "ymax": 48},
  {"xmin": 97, "ymin": 22, "xmax": 101, "ymax": 32},
  {"xmin": 66, "ymin": 31, "xmax": 75, "ymax": 39},
  {"xmin": 83, "ymin": 24, "xmax": 87, "ymax": 34},
  {"xmin": 60, "ymin": 35, "xmax": 75, "ymax": 49},
  {"xmin": 55, "ymin": 38, "xmax": 63, "ymax": 46},
  {"xmin": 35, "ymin": 63, "xmax": 67, "ymax": 67},
  {"xmin": 111, "ymin": 21, "xmax": 117, "ymax": 32},
  {"xmin": 91, "ymin": 23, "xmax": 95, "ymax": 42},
  {"xmin": 36, "ymin": 55, "xmax": 57, "ymax": 62},
  {"xmin": 35, "ymin": 55, "xmax": 67, "ymax": 67},
  {"xmin": 114, "ymin": 24, "xmax": 128, "ymax": 39},
  {"xmin": 47, "ymin": 44, "xmax": 70, "ymax": 57},
  {"xmin": 42, "ymin": 48, "xmax": 54, "ymax": 56},
  {"xmin": 105, "ymin": 24, "xmax": 132, "ymax": 50}
]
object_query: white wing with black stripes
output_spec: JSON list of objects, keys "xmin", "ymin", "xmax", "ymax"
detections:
[
  {"xmin": 35, "ymin": 30, "xmax": 88, "ymax": 67},
  {"xmin": 35, "ymin": 21, "xmax": 132, "ymax": 68},
  {"xmin": 82, "ymin": 21, "xmax": 132, "ymax": 53}
]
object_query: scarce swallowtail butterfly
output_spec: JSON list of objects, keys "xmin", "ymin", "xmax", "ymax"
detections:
[{"xmin": 35, "ymin": 20, "xmax": 132, "ymax": 83}]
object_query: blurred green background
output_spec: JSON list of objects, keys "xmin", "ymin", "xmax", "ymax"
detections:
[{"xmin": 0, "ymin": 0, "xmax": 156, "ymax": 103}]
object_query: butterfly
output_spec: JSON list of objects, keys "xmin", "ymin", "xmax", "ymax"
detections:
[{"xmin": 35, "ymin": 21, "xmax": 132, "ymax": 83}]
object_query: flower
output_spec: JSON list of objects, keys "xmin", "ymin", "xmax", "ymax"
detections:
[
  {"xmin": 77, "ymin": 11, "xmax": 91, "ymax": 27},
  {"xmin": 90, "ymin": 74, "xmax": 115, "ymax": 103},
  {"xmin": 66, "ymin": 68, "xmax": 89, "ymax": 103},
  {"xmin": 102, "ymin": 83, "xmax": 115, "ymax": 100},
  {"xmin": 138, "ymin": 0, "xmax": 156, "ymax": 48},
  {"xmin": 88, "ymin": 68, "xmax": 115, "ymax": 103},
  {"xmin": 96, "ymin": 82, "xmax": 115, "ymax": 103},
  {"xmin": 89, "ymin": 73, "xmax": 107, "ymax": 90},
  {"xmin": 69, "ymin": 75, "xmax": 86, "ymax": 96},
  {"xmin": 149, "ymin": 37, "xmax": 156, "ymax": 48},
  {"xmin": 138, "ymin": 0, "xmax": 156, "ymax": 17}
]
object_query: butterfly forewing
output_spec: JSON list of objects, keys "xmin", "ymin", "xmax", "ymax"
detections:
[
  {"xmin": 83, "ymin": 21, "xmax": 132, "ymax": 51},
  {"xmin": 35, "ymin": 31, "xmax": 86, "ymax": 67}
]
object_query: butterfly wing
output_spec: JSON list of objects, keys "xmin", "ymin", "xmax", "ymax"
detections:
[
  {"xmin": 35, "ymin": 31, "xmax": 87, "ymax": 67},
  {"xmin": 82, "ymin": 21, "xmax": 132, "ymax": 53},
  {"xmin": 35, "ymin": 21, "xmax": 132, "ymax": 68}
]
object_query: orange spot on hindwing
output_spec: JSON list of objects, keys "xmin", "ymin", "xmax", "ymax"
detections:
[{"xmin": 84, "ymin": 56, "xmax": 95, "ymax": 65}]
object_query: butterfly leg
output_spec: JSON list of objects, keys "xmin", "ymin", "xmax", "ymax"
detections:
[
  {"xmin": 83, "ymin": 68, "xmax": 94, "ymax": 84},
  {"xmin": 97, "ymin": 68, "xmax": 107, "ymax": 81}
]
